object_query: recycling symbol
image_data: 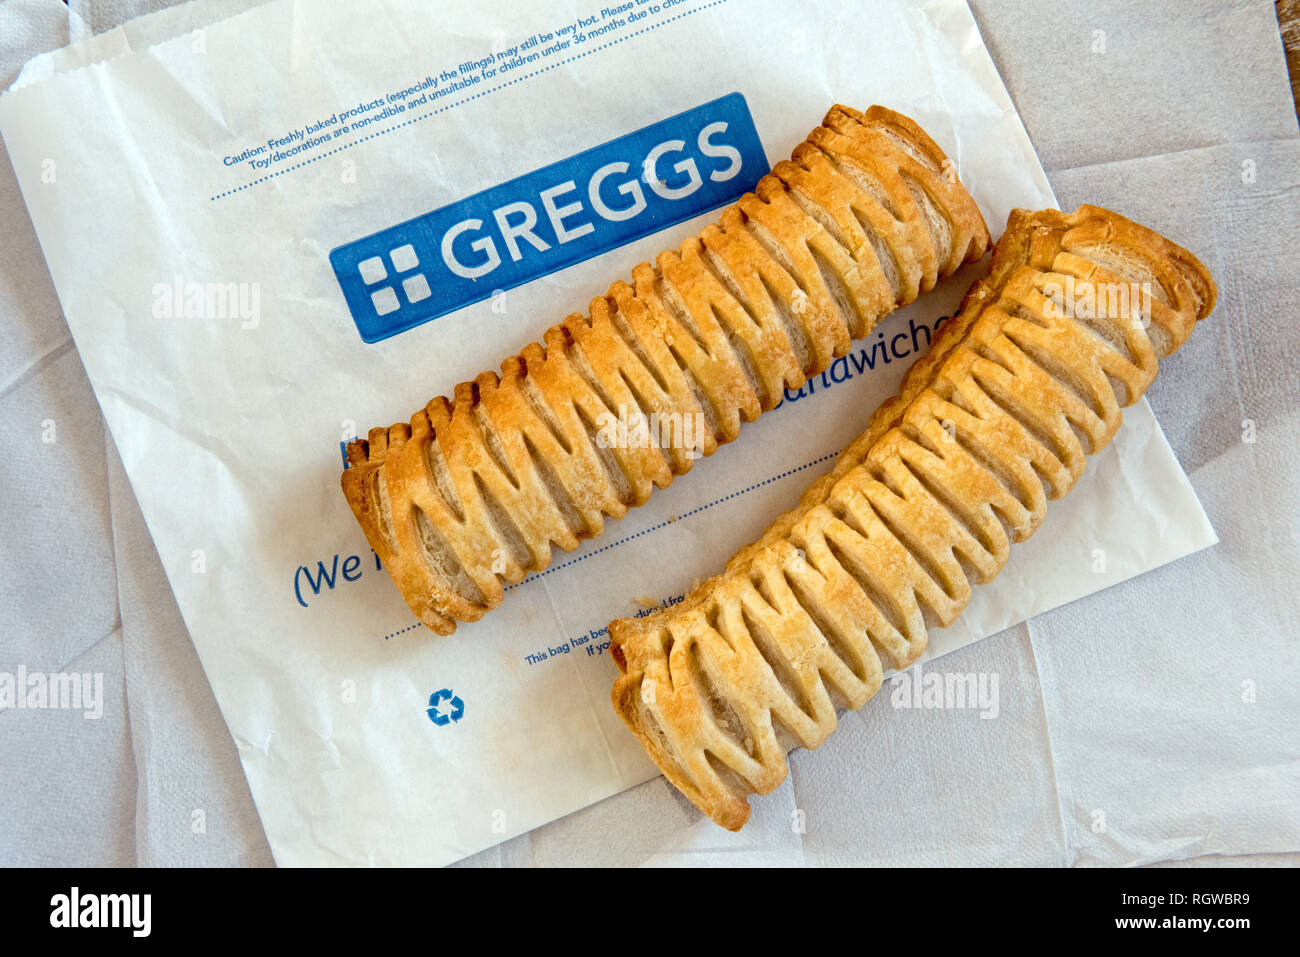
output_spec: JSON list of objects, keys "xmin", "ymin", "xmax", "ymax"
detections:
[{"xmin": 426, "ymin": 688, "xmax": 464, "ymax": 726}]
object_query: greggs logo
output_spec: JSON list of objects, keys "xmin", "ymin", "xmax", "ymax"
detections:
[{"xmin": 330, "ymin": 93, "xmax": 767, "ymax": 342}]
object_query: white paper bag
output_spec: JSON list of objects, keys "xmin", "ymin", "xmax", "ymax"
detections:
[{"xmin": 0, "ymin": 0, "xmax": 1215, "ymax": 865}]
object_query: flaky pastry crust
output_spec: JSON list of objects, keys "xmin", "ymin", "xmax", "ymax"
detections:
[
  {"xmin": 608, "ymin": 205, "xmax": 1217, "ymax": 829},
  {"xmin": 342, "ymin": 105, "xmax": 991, "ymax": 634}
]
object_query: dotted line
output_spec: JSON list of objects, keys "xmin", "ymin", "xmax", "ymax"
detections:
[
  {"xmin": 506, "ymin": 449, "xmax": 840, "ymax": 591},
  {"xmin": 382, "ymin": 622, "xmax": 423, "ymax": 641},
  {"xmin": 377, "ymin": 447, "xmax": 839, "ymax": 640},
  {"xmin": 212, "ymin": 1, "xmax": 728, "ymax": 202}
]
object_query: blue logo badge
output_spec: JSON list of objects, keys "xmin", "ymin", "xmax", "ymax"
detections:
[
  {"xmin": 426, "ymin": 688, "xmax": 465, "ymax": 726},
  {"xmin": 329, "ymin": 92, "xmax": 768, "ymax": 343}
]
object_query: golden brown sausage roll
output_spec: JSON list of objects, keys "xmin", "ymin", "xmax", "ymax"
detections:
[
  {"xmin": 609, "ymin": 205, "xmax": 1216, "ymax": 829},
  {"xmin": 342, "ymin": 105, "xmax": 991, "ymax": 635}
]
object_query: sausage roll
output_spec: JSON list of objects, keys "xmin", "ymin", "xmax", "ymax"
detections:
[
  {"xmin": 343, "ymin": 105, "xmax": 990, "ymax": 634},
  {"xmin": 608, "ymin": 205, "xmax": 1216, "ymax": 829}
]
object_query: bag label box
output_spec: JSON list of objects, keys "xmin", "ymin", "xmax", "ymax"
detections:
[{"xmin": 330, "ymin": 92, "xmax": 768, "ymax": 343}]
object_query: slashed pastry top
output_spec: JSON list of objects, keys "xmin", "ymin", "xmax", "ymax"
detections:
[
  {"xmin": 608, "ymin": 205, "xmax": 1217, "ymax": 830},
  {"xmin": 342, "ymin": 105, "xmax": 991, "ymax": 635}
]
